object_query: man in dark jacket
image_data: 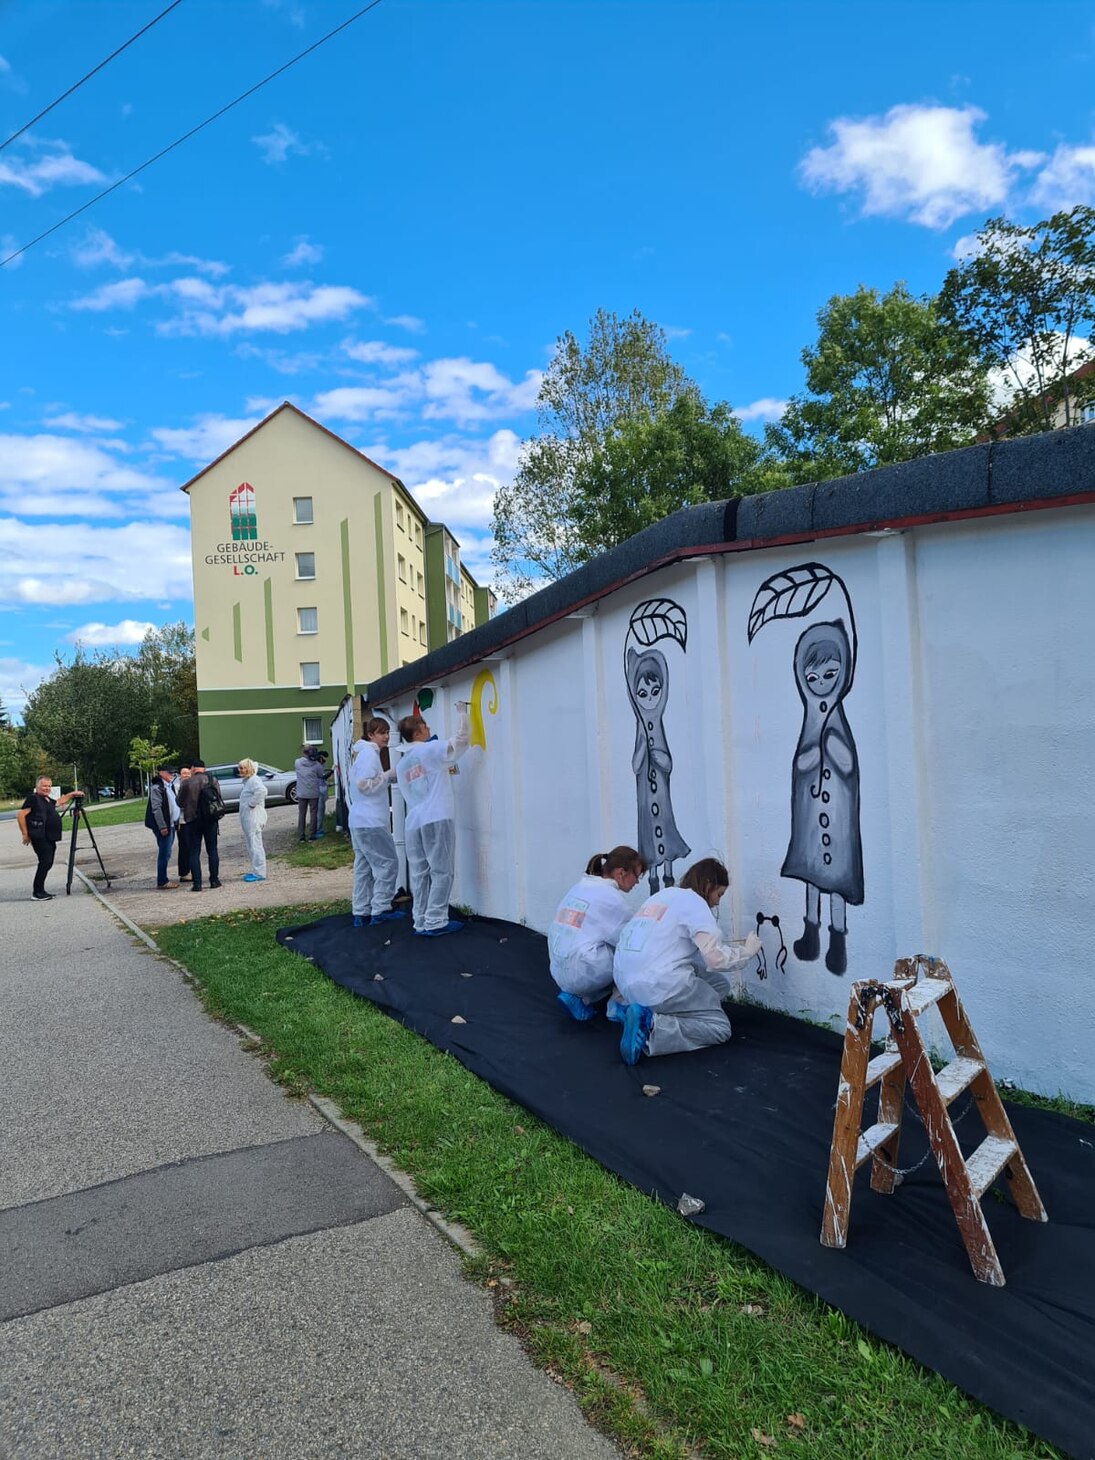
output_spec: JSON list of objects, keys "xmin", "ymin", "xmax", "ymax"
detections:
[
  {"xmin": 145, "ymin": 764, "xmax": 180, "ymax": 889},
  {"xmin": 175, "ymin": 759, "xmax": 223, "ymax": 892}
]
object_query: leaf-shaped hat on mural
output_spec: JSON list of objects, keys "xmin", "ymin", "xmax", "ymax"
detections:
[
  {"xmin": 627, "ymin": 597, "xmax": 687, "ymax": 651},
  {"xmin": 746, "ymin": 562, "xmax": 836, "ymax": 643}
]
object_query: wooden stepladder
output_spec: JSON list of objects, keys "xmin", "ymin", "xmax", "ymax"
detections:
[{"xmin": 821, "ymin": 955, "xmax": 1047, "ymax": 1285}]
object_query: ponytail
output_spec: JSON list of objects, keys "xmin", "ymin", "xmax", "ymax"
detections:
[{"xmin": 586, "ymin": 845, "xmax": 645, "ymax": 879}]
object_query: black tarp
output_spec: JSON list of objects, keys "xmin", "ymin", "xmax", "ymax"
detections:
[{"xmin": 277, "ymin": 912, "xmax": 1095, "ymax": 1459}]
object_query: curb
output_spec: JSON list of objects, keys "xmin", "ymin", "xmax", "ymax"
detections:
[{"xmin": 73, "ymin": 866, "xmax": 482, "ymax": 1265}]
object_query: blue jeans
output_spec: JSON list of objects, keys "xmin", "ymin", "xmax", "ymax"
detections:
[{"xmin": 154, "ymin": 825, "xmax": 176, "ymax": 886}]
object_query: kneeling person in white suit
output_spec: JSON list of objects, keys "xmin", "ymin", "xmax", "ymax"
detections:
[
  {"xmin": 396, "ymin": 703, "xmax": 470, "ymax": 937},
  {"xmin": 350, "ymin": 717, "xmax": 404, "ymax": 928},
  {"xmin": 549, "ymin": 846, "xmax": 645, "ymax": 1022},
  {"xmin": 612, "ymin": 857, "xmax": 761, "ymax": 1065}
]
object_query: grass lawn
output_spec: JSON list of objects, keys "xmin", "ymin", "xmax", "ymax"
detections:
[
  {"xmin": 155, "ymin": 903, "xmax": 1062, "ymax": 1460},
  {"xmin": 81, "ymin": 798, "xmax": 147, "ymax": 826},
  {"xmin": 278, "ymin": 812, "xmax": 353, "ymax": 870}
]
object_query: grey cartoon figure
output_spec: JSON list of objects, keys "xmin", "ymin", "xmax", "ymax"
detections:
[
  {"xmin": 782, "ymin": 619, "xmax": 863, "ymax": 974},
  {"xmin": 626, "ymin": 646, "xmax": 690, "ymax": 895}
]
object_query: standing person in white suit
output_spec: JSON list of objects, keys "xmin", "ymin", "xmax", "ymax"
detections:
[
  {"xmin": 349, "ymin": 717, "xmax": 404, "ymax": 928},
  {"xmin": 549, "ymin": 846, "xmax": 645, "ymax": 1021},
  {"xmin": 237, "ymin": 758, "xmax": 268, "ymax": 882},
  {"xmin": 395, "ymin": 703, "xmax": 470, "ymax": 937},
  {"xmin": 612, "ymin": 857, "xmax": 762, "ymax": 1065}
]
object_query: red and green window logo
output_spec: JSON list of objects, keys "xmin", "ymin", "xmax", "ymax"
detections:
[{"xmin": 229, "ymin": 482, "xmax": 257, "ymax": 541}]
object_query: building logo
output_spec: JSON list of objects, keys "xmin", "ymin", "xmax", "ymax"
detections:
[{"xmin": 229, "ymin": 482, "xmax": 257, "ymax": 541}]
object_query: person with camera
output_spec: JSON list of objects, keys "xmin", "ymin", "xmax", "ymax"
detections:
[
  {"xmin": 294, "ymin": 744, "xmax": 327, "ymax": 842},
  {"xmin": 17, "ymin": 776, "xmax": 85, "ymax": 900},
  {"xmin": 175, "ymin": 758, "xmax": 225, "ymax": 892}
]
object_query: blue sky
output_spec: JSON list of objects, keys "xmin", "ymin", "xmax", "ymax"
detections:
[{"xmin": 2, "ymin": 0, "xmax": 1094, "ymax": 717}]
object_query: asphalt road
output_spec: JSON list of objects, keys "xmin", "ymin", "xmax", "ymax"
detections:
[{"xmin": 0, "ymin": 824, "xmax": 619, "ymax": 1459}]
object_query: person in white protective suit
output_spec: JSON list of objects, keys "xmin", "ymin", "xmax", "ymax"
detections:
[
  {"xmin": 349, "ymin": 717, "xmax": 405, "ymax": 928},
  {"xmin": 395, "ymin": 703, "xmax": 470, "ymax": 936},
  {"xmin": 549, "ymin": 846, "xmax": 645, "ymax": 1022},
  {"xmin": 237, "ymin": 758, "xmax": 268, "ymax": 882},
  {"xmin": 612, "ymin": 857, "xmax": 762, "ymax": 1064}
]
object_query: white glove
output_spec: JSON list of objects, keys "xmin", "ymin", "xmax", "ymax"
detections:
[{"xmin": 743, "ymin": 931, "xmax": 763, "ymax": 959}]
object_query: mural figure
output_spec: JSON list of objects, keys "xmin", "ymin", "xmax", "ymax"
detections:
[
  {"xmin": 748, "ymin": 564, "xmax": 863, "ymax": 975},
  {"xmin": 625, "ymin": 599, "xmax": 691, "ymax": 894}
]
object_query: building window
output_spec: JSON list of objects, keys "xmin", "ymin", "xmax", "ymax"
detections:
[
  {"xmin": 414, "ymin": 523, "xmax": 422, "ymax": 548},
  {"xmin": 295, "ymin": 551, "xmax": 315, "ymax": 580},
  {"xmin": 1081, "ymin": 401, "xmax": 1095, "ymax": 424},
  {"xmin": 297, "ymin": 607, "xmax": 318, "ymax": 635},
  {"xmin": 396, "ymin": 502, "xmax": 405, "ymax": 531},
  {"xmin": 400, "ymin": 608, "xmax": 409, "ymax": 636},
  {"xmin": 302, "ymin": 717, "xmax": 323, "ymax": 744},
  {"xmin": 293, "ymin": 497, "xmax": 314, "ymax": 525},
  {"xmin": 418, "ymin": 621, "xmax": 426, "ymax": 645},
  {"xmin": 416, "ymin": 570, "xmax": 424, "ymax": 597},
  {"xmin": 300, "ymin": 661, "xmax": 321, "ymax": 689},
  {"xmin": 398, "ymin": 554, "xmax": 407, "ymax": 582}
]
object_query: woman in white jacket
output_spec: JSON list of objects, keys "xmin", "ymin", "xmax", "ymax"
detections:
[
  {"xmin": 237, "ymin": 759, "xmax": 268, "ymax": 882},
  {"xmin": 612, "ymin": 857, "xmax": 761, "ymax": 1064},
  {"xmin": 350, "ymin": 718, "xmax": 403, "ymax": 928},
  {"xmin": 548, "ymin": 846, "xmax": 645, "ymax": 1021}
]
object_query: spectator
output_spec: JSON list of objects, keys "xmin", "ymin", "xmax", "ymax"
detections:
[
  {"xmin": 237, "ymin": 757, "xmax": 268, "ymax": 882},
  {"xmin": 17, "ymin": 776, "xmax": 84, "ymax": 901},
  {"xmin": 294, "ymin": 745, "xmax": 324, "ymax": 842},
  {"xmin": 145, "ymin": 764, "xmax": 180, "ymax": 890},
  {"xmin": 175, "ymin": 765, "xmax": 192, "ymax": 881},
  {"xmin": 176, "ymin": 759, "xmax": 224, "ymax": 893}
]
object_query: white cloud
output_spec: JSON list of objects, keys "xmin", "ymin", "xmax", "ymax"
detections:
[
  {"xmin": 342, "ymin": 338, "xmax": 419, "ymax": 365},
  {"xmin": 0, "ymin": 234, "xmax": 23, "ymax": 267},
  {"xmin": 385, "ymin": 314, "xmax": 426, "ymax": 334},
  {"xmin": 1029, "ymin": 141, "xmax": 1095, "ymax": 210},
  {"xmin": 67, "ymin": 619, "xmax": 156, "ymax": 647},
  {"xmin": 147, "ymin": 413, "xmax": 262, "ymax": 462},
  {"xmin": 663, "ymin": 325, "xmax": 692, "ymax": 340},
  {"xmin": 252, "ymin": 122, "xmax": 320, "ymax": 165},
  {"xmin": 44, "ymin": 412, "xmax": 126, "ymax": 432},
  {"xmin": 365, "ymin": 429, "xmax": 522, "ymax": 541},
  {"xmin": 800, "ymin": 103, "xmax": 1041, "ymax": 228},
  {"xmin": 69, "ymin": 277, "xmax": 150, "ymax": 311},
  {"xmin": 158, "ymin": 280, "xmax": 372, "ymax": 337},
  {"xmin": 0, "ymin": 432, "xmax": 173, "ymax": 518},
  {"xmin": 71, "ymin": 227, "xmax": 229, "ymax": 277},
  {"xmin": 234, "ymin": 343, "xmax": 325, "ymax": 375},
  {"xmin": 735, "ymin": 397, "xmax": 787, "ymax": 423},
  {"xmin": 313, "ymin": 357, "xmax": 541, "ymax": 428},
  {"xmin": 0, "ymin": 657, "xmax": 53, "ymax": 719},
  {"xmin": 0, "ymin": 136, "xmax": 105, "ymax": 197},
  {"xmin": 0, "ymin": 519, "xmax": 193, "ymax": 607},
  {"xmin": 283, "ymin": 237, "xmax": 324, "ymax": 267}
]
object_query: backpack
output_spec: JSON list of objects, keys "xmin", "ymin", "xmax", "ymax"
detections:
[{"xmin": 197, "ymin": 779, "xmax": 226, "ymax": 826}]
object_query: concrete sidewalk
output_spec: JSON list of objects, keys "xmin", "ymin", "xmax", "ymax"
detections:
[{"xmin": 0, "ymin": 828, "xmax": 619, "ymax": 1459}]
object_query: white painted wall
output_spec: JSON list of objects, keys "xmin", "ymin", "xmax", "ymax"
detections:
[{"xmin": 336, "ymin": 504, "xmax": 1095, "ymax": 1101}]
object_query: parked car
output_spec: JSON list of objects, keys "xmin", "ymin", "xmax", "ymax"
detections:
[
  {"xmin": 204, "ymin": 763, "xmax": 297, "ymax": 809},
  {"xmin": 96, "ymin": 786, "xmax": 116, "ymax": 799}
]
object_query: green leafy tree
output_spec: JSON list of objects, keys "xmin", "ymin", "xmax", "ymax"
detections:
[
  {"xmin": 128, "ymin": 731, "xmax": 178, "ymax": 796},
  {"xmin": 491, "ymin": 309, "xmax": 770, "ymax": 596},
  {"xmin": 22, "ymin": 649, "xmax": 145, "ymax": 793},
  {"xmin": 940, "ymin": 206, "xmax": 1095, "ymax": 435},
  {"xmin": 767, "ymin": 283, "xmax": 992, "ymax": 482},
  {"xmin": 0, "ymin": 727, "xmax": 20, "ymax": 797},
  {"xmin": 134, "ymin": 623, "xmax": 198, "ymax": 764},
  {"xmin": 0, "ymin": 696, "xmax": 10, "ymax": 729}
]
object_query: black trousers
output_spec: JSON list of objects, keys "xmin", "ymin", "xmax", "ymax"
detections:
[
  {"xmin": 188, "ymin": 823, "xmax": 220, "ymax": 888},
  {"xmin": 176, "ymin": 821, "xmax": 192, "ymax": 878},
  {"xmin": 31, "ymin": 837, "xmax": 57, "ymax": 896}
]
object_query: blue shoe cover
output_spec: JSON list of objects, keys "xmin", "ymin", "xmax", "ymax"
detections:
[
  {"xmin": 620, "ymin": 1004, "xmax": 654, "ymax": 1065},
  {"xmin": 352, "ymin": 915, "xmax": 366, "ymax": 928},
  {"xmin": 605, "ymin": 998, "xmax": 626, "ymax": 1024},
  {"xmin": 371, "ymin": 909, "xmax": 406, "ymax": 923},
  {"xmin": 421, "ymin": 919, "xmax": 465, "ymax": 937},
  {"xmin": 557, "ymin": 990, "xmax": 598, "ymax": 1022}
]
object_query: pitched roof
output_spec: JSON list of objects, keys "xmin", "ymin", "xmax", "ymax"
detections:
[{"xmin": 178, "ymin": 401, "xmax": 406, "ymax": 494}]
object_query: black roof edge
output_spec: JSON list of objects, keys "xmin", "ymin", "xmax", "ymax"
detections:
[{"xmin": 362, "ymin": 424, "xmax": 1095, "ymax": 708}]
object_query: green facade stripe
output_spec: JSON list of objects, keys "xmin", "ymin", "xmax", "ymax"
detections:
[
  {"xmin": 199, "ymin": 707, "xmax": 323, "ymax": 771},
  {"xmin": 199, "ymin": 684, "xmax": 356, "ymax": 711},
  {"xmin": 340, "ymin": 517, "xmax": 355, "ymax": 693},
  {"xmin": 232, "ymin": 602, "xmax": 243, "ymax": 662},
  {"xmin": 373, "ymin": 491, "xmax": 389, "ymax": 676},
  {"xmin": 264, "ymin": 577, "xmax": 275, "ymax": 684},
  {"xmin": 200, "ymin": 626, "xmax": 210, "ymax": 641}
]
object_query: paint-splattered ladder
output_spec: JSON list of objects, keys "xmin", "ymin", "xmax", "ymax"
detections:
[{"xmin": 820, "ymin": 955, "xmax": 1047, "ymax": 1286}]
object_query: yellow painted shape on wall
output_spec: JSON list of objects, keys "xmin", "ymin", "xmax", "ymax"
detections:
[{"xmin": 469, "ymin": 668, "xmax": 498, "ymax": 749}]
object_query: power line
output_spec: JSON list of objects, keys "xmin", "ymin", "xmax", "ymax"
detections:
[
  {"xmin": 0, "ymin": 0, "xmax": 386, "ymax": 269},
  {"xmin": 0, "ymin": 0, "xmax": 186, "ymax": 154}
]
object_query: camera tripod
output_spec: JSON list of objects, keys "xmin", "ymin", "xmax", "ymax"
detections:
[{"xmin": 65, "ymin": 798, "xmax": 111, "ymax": 894}]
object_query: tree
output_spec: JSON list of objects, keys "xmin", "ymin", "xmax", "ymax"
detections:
[
  {"xmin": 0, "ymin": 696, "xmax": 10, "ymax": 730},
  {"xmin": 767, "ymin": 283, "xmax": 992, "ymax": 483},
  {"xmin": 940, "ymin": 206, "xmax": 1095, "ymax": 435},
  {"xmin": 134, "ymin": 623, "xmax": 198, "ymax": 764},
  {"xmin": 22, "ymin": 649, "xmax": 145, "ymax": 793},
  {"xmin": 491, "ymin": 309, "xmax": 769, "ymax": 596},
  {"xmin": 129, "ymin": 731, "xmax": 178, "ymax": 795}
]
